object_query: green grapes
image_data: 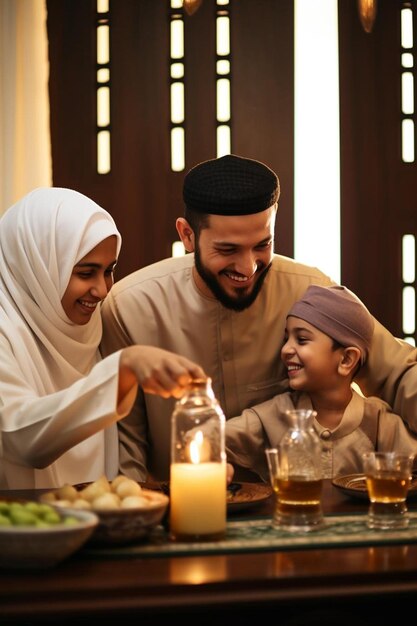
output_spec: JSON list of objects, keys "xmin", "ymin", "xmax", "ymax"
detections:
[{"xmin": 0, "ymin": 500, "xmax": 79, "ymax": 527}]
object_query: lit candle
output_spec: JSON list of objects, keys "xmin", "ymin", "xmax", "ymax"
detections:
[
  {"xmin": 170, "ymin": 460, "xmax": 226, "ymax": 540},
  {"xmin": 169, "ymin": 377, "xmax": 227, "ymax": 541}
]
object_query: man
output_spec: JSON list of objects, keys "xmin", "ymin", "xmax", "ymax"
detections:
[{"xmin": 101, "ymin": 154, "xmax": 416, "ymax": 482}]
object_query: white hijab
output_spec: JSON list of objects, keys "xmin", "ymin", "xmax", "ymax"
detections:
[{"xmin": 0, "ymin": 187, "xmax": 122, "ymax": 394}]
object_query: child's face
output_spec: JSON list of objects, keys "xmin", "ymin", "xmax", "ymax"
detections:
[{"xmin": 281, "ymin": 316, "xmax": 344, "ymax": 393}]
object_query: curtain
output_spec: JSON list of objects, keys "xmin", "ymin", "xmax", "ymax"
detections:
[{"xmin": 0, "ymin": 0, "xmax": 52, "ymax": 215}]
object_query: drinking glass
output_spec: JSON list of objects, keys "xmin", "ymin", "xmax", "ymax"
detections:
[
  {"xmin": 362, "ymin": 451, "xmax": 414, "ymax": 530},
  {"xmin": 265, "ymin": 410, "xmax": 324, "ymax": 532}
]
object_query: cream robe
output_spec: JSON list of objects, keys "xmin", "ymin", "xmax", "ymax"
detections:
[
  {"xmin": 0, "ymin": 188, "xmax": 136, "ymax": 489},
  {"xmin": 101, "ymin": 253, "xmax": 417, "ymax": 483},
  {"xmin": 225, "ymin": 390, "xmax": 417, "ymax": 481}
]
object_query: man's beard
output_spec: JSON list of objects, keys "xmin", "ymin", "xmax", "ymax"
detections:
[{"xmin": 194, "ymin": 244, "xmax": 272, "ymax": 312}]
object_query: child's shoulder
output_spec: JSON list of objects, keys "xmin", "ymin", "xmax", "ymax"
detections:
[{"xmin": 361, "ymin": 394, "xmax": 392, "ymax": 411}]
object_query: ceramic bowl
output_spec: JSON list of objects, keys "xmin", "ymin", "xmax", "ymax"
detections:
[
  {"xmin": 88, "ymin": 488, "xmax": 169, "ymax": 545},
  {"xmin": 41, "ymin": 478, "xmax": 170, "ymax": 546},
  {"xmin": 0, "ymin": 506, "xmax": 98, "ymax": 570}
]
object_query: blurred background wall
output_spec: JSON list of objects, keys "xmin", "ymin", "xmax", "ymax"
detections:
[
  {"xmin": 2, "ymin": 0, "xmax": 417, "ymax": 344},
  {"xmin": 0, "ymin": 0, "xmax": 52, "ymax": 209}
]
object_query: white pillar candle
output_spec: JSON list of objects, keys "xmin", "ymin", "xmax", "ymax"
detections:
[{"xmin": 170, "ymin": 462, "xmax": 226, "ymax": 539}]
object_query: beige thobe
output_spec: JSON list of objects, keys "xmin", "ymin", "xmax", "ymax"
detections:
[
  {"xmin": 101, "ymin": 252, "xmax": 417, "ymax": 482},
  {"xmin": 225, "ymin": 390, "xmax": 417, "ymax": 481}
]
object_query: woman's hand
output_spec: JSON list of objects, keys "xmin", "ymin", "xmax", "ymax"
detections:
[{"xmin": 119, "ymin": 345, "xmax": 206, "ymax": 399}]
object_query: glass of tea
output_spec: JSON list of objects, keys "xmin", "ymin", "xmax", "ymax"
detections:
[{"xmin": 362, "ymin": 451, "xmax": 415, "ymax": 530}]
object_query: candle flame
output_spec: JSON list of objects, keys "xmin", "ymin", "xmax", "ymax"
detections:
[
  {"xmin": 189, "ymin": 437, "xmax": 201, "ymax": 464},
  {"xmin": 188, "ymin": 430, "xmax": 211, "ymax": 464}
]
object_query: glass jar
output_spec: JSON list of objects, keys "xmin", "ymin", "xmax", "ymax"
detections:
[
  {"xmin": 170, "ymin": 377, "xmax": 227, "ymax": 541},
  {"xmin": 275, "ymin": 409, "xmax": 323, "ymax": 531}
]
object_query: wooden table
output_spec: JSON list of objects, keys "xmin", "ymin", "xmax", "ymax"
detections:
[{"xmin": 1, "ymin": 481, "xmax": 417, "ymax": 625}]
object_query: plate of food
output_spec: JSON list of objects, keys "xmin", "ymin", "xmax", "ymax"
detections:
[
  {"xmin": 156, "ymin": 480, "xmax": 273, "ymax": 513},
  {"xmin": 226, "ymin": 481, "xmax": 273, "ymax": 512},
  {"xmin": 332, "ymin": 473, "xmax": 417, "ymax": 500}
]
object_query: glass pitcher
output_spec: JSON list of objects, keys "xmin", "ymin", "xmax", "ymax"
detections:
[{"xmin": 267, "ymin": 409, "xmax": 323, "ymax": 531}]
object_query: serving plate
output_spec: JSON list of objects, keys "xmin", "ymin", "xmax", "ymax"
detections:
[
  {"xmin": 226, "ymin": 481, "xmax": 273, "ymax": 512},
  {"xmin": 332, "ymin": 473, "xmax": 417, "ymax": 501},
  {"xmin": 157, "ymin": 481, "xmax": 273, "ymax": 512}
]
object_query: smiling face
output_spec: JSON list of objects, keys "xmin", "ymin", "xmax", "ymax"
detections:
[
  {"xmin": 61, "ymin": 235, "xmax": 118, "ymax": 324},
  {"xmin": 177, "ymin": 205, "xmax": 276, "ymax": 311},
  {"xmin": 281, "ymin": 316, "xmax": 345, "ymax": 393}
]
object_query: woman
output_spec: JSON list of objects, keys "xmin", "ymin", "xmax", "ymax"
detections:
[{"xmin": 0, "ymin": 187, "xmax": 205, "ymax": 489}]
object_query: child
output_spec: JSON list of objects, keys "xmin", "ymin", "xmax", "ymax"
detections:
[{"xmin": 225, "ymin": 284, "xmax": 417, "ymax": 480}]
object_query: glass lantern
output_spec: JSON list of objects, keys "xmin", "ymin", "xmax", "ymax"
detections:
[{"xmin": 170, "ymin": 377, "xmax": 227, "ymax": 541}]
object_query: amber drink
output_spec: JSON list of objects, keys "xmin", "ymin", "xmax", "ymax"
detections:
[
  {"xmin": 363, "ymin": 452, "xmax": 414, "ymax": 530},
  {"xmin": 266, "ymin": 409, "xmax": 324, "ymax": 532},
  {"xmin": 276, "ymin": 476, "xmax": 323, "ymax": 526},
  {"xmin": 366, "ymin": 472, "xmax": 411, "ymax": 503},
  {"xmin": 278, "ymin": 477, "xmax": 323, "ymax": 505}
]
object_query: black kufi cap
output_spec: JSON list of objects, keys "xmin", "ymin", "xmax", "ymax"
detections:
[{"xmin": 183, "ymin": 154, "xmax": 280, "ymax": 215}]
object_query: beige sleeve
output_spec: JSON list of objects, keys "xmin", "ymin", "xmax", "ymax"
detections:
[
  {"xmin": 100, "ymin": 288, "xmax": 134, "ymax": 356},
  {"xmin": 225, "ymin": 410, "xmax": 270, "ymax": 482},
  {"xmin": 377, "ymin": 407, "xmax": 417, "ymax": 458},
  {"xmin": 117, "ymin": 386, "xmax": 149, "ymax": 482},
  {"xmin": 355, "ymin": 317, "xmax": 417, "ymax": 434}
]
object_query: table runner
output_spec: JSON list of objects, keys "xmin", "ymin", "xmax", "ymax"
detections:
[{"xmin": 81, "ymin": 512, "xmax": 417, "ymax": 559}]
